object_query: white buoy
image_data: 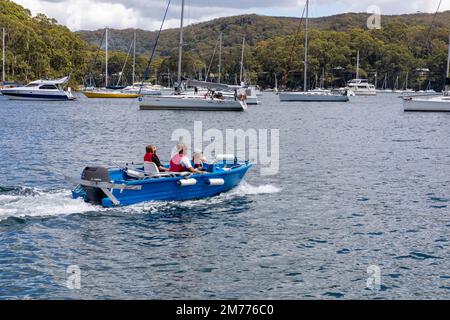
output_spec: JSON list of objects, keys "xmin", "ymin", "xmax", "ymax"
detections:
[
  {"xmin": 177, "ymin": 178, "xmax": 197, "ymax": 186},
  {"xmin": 207, "ymin": 178, "xmax": 225, "ymax": 186}
]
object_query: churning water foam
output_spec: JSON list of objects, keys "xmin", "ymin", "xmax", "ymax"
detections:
[
  {"xmin": 233, "ymin": 181, "xmax": 281, "ymax": 195},
  {"xmin": 0, "ymin": 181, "xmax": 281, "ymax": 221},
  {"xmin": 0, "ymin": 187, "xmax": 98, "ymax": 221}
]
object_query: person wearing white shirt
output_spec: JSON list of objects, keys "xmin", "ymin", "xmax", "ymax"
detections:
[{"xmin": 169, "ymin": 143, "xmax": 203, "ymax": 174}]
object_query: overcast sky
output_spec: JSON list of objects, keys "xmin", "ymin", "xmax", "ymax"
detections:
[{"xmin": 11, "ymin": 0, "xmax": 450, "ymax": 31}]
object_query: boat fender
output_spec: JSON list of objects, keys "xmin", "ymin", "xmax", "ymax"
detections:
[
  {"xmin": 177, "ymin": 178, "xmax": 197, "ymax": 186},
  {"xmin": 207, "ymin": 178, "xmax": 224, "ymax": 186},
  {"xmin": 126, "ymin": 169, "xmax": 145, "ymax": 179},
  {"xmin": 216, "ymin": 154, "xmax": 236, "ymax": 162}
]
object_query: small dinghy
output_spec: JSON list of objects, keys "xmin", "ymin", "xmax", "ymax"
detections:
[{"xmin": 69, "ymin": 155, "xmax": 252, "ymax": 207}]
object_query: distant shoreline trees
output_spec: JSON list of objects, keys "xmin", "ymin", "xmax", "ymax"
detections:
[{"xmin": 1, "ymin": 0, "xmax": 449, "ymax": 90}]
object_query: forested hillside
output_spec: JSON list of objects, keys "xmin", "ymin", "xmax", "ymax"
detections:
[
  {"xmin": 1, "ymin": 0, "xmax": 450, "ymax": 90},
  {"xmin": 0, "ymin": 0, "xmax": 148, "ymax": 87},
  {"xmin": 0, "ymin": 0, "xmax": 89, "ymax": 84}
]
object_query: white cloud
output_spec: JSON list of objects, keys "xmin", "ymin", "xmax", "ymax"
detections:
[
  {"xmin": 11, "ymin": 0, "xmax": 450, "ymax": 31},
  {"xmin": 319, "ymin": 0, "xmax": 450, "ymax": 14}
]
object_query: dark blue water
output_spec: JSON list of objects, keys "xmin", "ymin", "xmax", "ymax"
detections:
[{"xmin": 0, "ymin": 93, "xmax": 449, "ymax": 299}]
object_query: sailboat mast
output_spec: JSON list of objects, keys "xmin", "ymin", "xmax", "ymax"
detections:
[
  {"xmin": 177, "ymin": 0, "xmax": 185, "ymax": 87},
  {"xmin": 240, "ymin": 37, "xmax": 245, "ymax": 84},
  {"xmin": 304, "ymin": 0, "xmax": 309, "ymax": 92},
  {"xmin": 446, "ymin": 34, "xmax": 450, "ymax": 92},
  {"xmin": 446, "ymin": 34, "xmax": 450, "ymax": 78},
  {"xmin": 2, "ymin": 28, "xmax": 5, "ymax": 83},
  {"xmin": 321, "ymin": 67, "xmax": 325, "ymax": 89},
  {"xmin": 168, "ymin": 68, "xmax": 171, "ymax": 87},
  {"xmin": 374, "ymin": 72, "xmax": 378, "ymax": 89},
  {"xmin": 218, "ymin": 32, "xmax": 222, "ymax": 83},
  {"xmin": 356, "ymin": 49, "xmax": 360, "ymax": 79},
  {"xmin": 405, "ymin": 72, "xmax": 409, "ymax": 90},
  {"xmin": 105, "ymin": 28, "xmax": 108, "ymax": 88},
  {"xmin": 132, "ymin": 30, "xmax": 136, "ymax": 85}
]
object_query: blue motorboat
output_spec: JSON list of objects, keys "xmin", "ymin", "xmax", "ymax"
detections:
[{"xmin": 70, "ymin": 156, "xmax": 252, "ymax": 207}]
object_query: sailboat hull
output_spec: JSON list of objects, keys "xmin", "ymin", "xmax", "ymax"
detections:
[
  {"xmin": 279, "ymin": 92, "xmax": 349, "ymax": 102},
  {"xmin": 139, "ymin": 96, "xmax": 247, "ymax": 111},
  {"xmin": 82, "ymin": 91, "xmax": 141, "ymax": 99},
  {"xmin": 403, "ymin": 96, "xmax": 450, "ymax": 112}
]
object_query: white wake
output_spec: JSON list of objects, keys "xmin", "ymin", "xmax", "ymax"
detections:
[{"xmin": 0, "ymin": 188, "xmax": 98, "ymax": 221}]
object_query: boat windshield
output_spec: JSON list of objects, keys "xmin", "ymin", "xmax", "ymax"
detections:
[{"xmin": 39, "ymin": 85, "xmax": 58, "ymax": 90}]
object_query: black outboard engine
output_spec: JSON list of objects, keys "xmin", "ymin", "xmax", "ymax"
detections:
[{"xmin": 81, "ymin": 166, "xmax": 110, "ymax": 204}]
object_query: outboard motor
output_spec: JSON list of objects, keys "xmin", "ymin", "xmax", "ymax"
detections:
[{"xmin": 81, "ymin": 166, "xmax": 110, "ymax": 204}]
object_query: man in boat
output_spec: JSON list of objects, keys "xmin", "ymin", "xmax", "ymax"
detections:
[
  {"xmin": 170, "ymin": 143, "xmax": 204, "ymax": 174},
  {"xmin": 144, "ymin": 145, "xmax": 169, "ymax": 172}
]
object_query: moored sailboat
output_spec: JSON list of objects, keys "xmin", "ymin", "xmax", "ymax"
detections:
[
  {"xmin": 278, "ymin": 0, "xmax": 349, "ymax": 102},
  {"xmin": 82, "ymin": 28, "xmax": 141, "ymax": 99},
  {"xmin": 403, "ymin": 34, "xmax": 450, "ymax": 112},
  {"xmin": 139, "ymin": 0, "xmax": 247, "ymax": 111}
]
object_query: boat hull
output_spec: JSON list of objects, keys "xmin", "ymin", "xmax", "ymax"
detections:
[
  {"xmin": 244, "ymin": 96, "xmax": 260, "ymax": 105},
  {"xmin": 279, "ymin": 92, "xmax": 349, "ymax": 102},
  {"xmin": 403, "ymin": 96, "xmax": 450, "ymax": 112},
  {"xmin": 351, "ymin": 91, "xmax": 377, "ymax": 96},
  {"xmin": 0, "ymin": 91, "xmax": 73, "ymax": 101},
  {"xmin": 82, "ymin": 91, "xmax": 141, "ymax": 99},
  {"xmin": 139, "ymin": 96, "xmax": 247, "ymax": 111}
]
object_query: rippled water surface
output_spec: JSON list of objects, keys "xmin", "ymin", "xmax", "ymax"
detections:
[{"xmin": 0, "ymin": 93, "xmax": 449, "ymax": 299}]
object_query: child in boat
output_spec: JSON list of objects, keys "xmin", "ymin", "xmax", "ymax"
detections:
[
  {"xmin": 144, "ymin": 145, "xmax": 169, "ymax": 172},
  {"xmin": 193, "ymin": 150, "xmax": 207, "ymax": 171},
  {"xmin": 170, "ymin": 143, "xmax": 203, "ymax": 174}
]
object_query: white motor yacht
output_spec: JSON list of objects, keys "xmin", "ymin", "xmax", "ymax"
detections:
[
  {"xmin": 345, "ymin": 79, "xmax": 377, "ymax": 96},
  {"xmin": 0, "ymin": 76, "xmax": 75, "ymax": 101}
]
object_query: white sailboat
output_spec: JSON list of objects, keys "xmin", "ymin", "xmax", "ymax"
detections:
[
  {"xmin": 279, "ymin": 0, "xmax": 349, "ymax": 102},
  {"xmin": 83, "ymin": 29, "xmax": 141, "ymax": 98},
  {"xmin": 403, "ymin": 34, "xmax": 450, "ymax": 112},
  {"xmin": 139, "ymin": 0, "xmax": 246, "ymax": 111},
  {"xmin": 402, "ymin": 72, "xmax": 415, "ymax": 93},
  {"xmin": 122, "ymin": 31, "xmax": 170, "ymax": 96},
  {"xmin": 376, "ymin": 73, "xmax": 395, "ymax": 94},
  {"xmin": 237, "ymin": 37, "xmax": 261, "ymax": 105}
]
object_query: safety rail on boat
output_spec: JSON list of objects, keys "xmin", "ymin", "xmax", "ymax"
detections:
[{"xmin": 125, "ymin": 168, "xmax": 192, "ymax": 180}]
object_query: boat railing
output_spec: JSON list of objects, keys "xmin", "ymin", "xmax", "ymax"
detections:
[{"xmin": 125, "ymin": 167, "xmax": 192, "ymax": 180}]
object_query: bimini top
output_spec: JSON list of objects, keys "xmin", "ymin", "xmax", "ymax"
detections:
[
  {"xmin": 347, "ymin": 79, "xmax": 370, "ymax": 84},
  {"xmin": 27, "ymin": 76, "xmax": 70, "ymax": 86}
]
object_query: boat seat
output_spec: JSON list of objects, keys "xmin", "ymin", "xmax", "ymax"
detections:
[{"xmin": 144, "ymin": 161, "xmax": 160, "ymax": 175}]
